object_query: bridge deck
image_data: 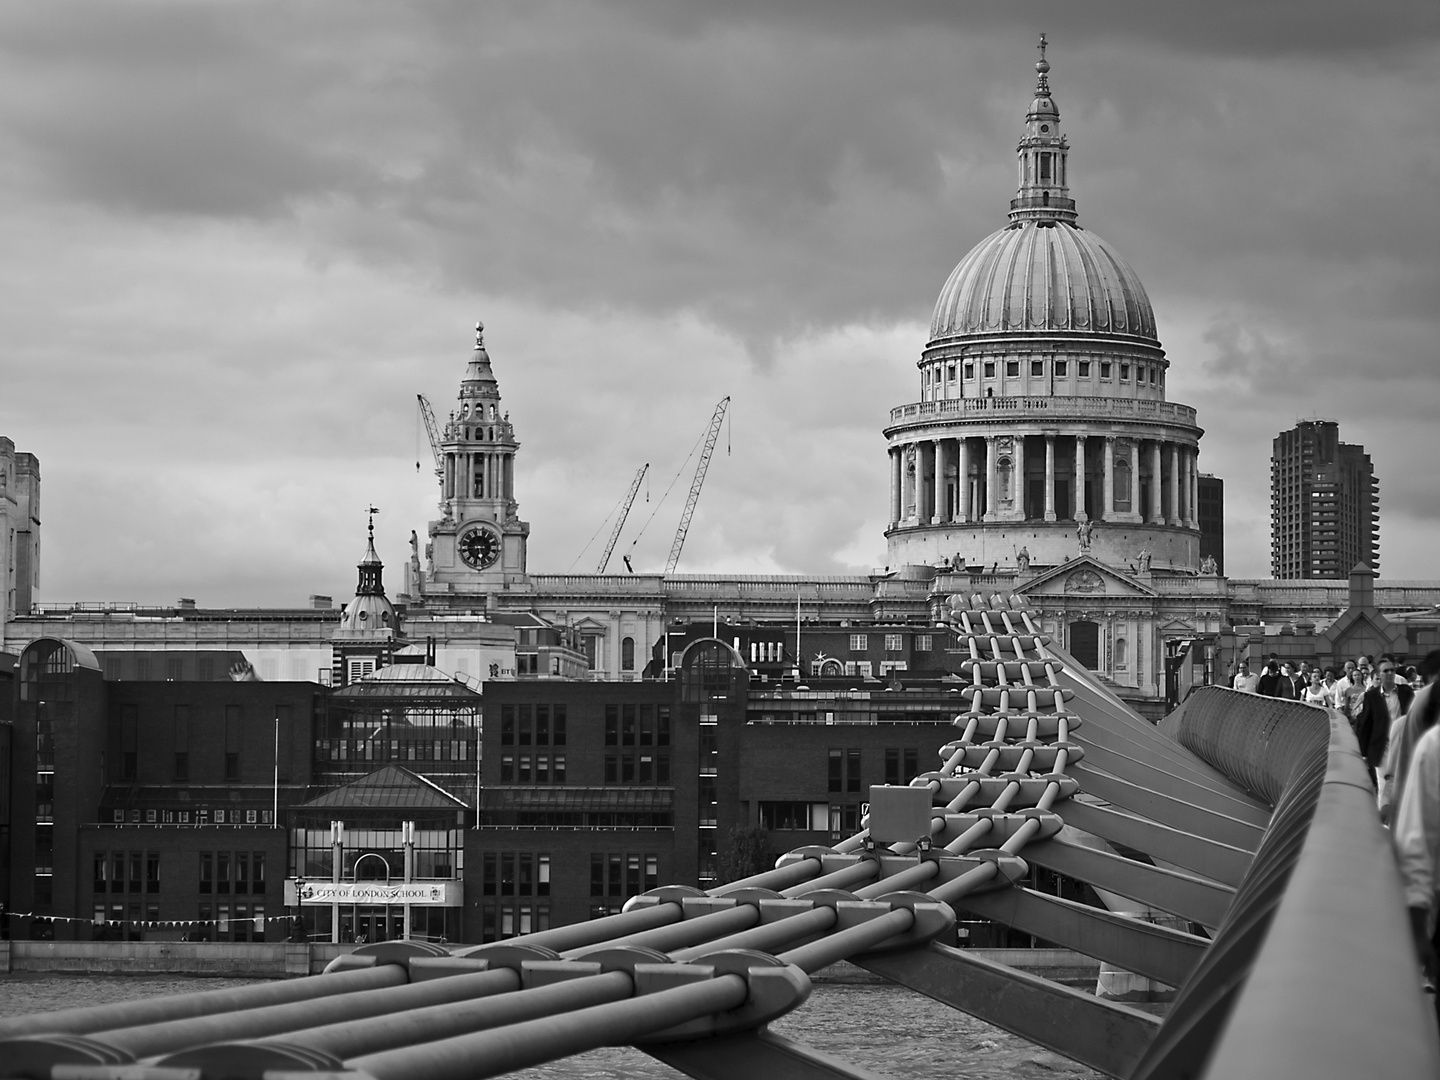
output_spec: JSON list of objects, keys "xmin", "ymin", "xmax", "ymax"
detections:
[{"xmin": 1, "ymin": 594, "xmax": 1435, "ymax": 1080}]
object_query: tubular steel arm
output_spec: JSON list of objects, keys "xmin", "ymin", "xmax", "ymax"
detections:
[{"xmin": 6, "ymin": 608, "xmax": 1437, "ymax": 1080}]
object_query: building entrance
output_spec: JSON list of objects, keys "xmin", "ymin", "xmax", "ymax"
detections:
[{"xmin": 350, "ymin": 905, "xmax": 406, "ymax": 943}]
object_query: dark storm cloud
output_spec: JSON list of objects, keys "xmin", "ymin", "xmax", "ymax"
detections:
[{"xmin": 2, "ymin": 1, "xmax": 1437, "ymax": 598}]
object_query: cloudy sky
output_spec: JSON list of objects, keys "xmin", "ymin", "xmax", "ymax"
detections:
[{"xmin": 2, "ymin": 2, "xmax": 1436, "ymax": 607}]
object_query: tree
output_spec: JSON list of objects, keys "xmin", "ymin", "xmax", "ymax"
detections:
[{"xmin": 717, "ymin": 825, "xmax": 772, "ymax": 884}]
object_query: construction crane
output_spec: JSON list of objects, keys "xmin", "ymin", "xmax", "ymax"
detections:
[
  {"xmin": 666, "ymin": 396, "xmax": 730, "ymax": 574},
  {"xmin": 417, "ymin": 394, "xmax": 445, "ymax": 504},
  {"xmin": 597, "ymin": 463, "xmax": 649, "ymax": 573}
]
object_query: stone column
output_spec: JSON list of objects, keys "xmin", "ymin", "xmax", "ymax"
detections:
[
  {"xmin": 1103, "ymin": 437, "xmax": 1115, "ymax": 522},
  {"xmin": 1168, "ymin": 443, "xmax": 1180, "ymax": 526},
  {"xmin": 889, "ymin": 446, "xmax": 902, "ymax": 526},
  {"xmin": 933, "ymin": 438, "xmax": 947, "ymax": 523},
  {"xmin": 1074, "ymin": 435, "xmax": 1088, "ymax": 521},
  {"xmin": 1183, "ymin": 446, "xmax": 1197, "ymax": 529},
  {"xmin": 1044, "ymin": 435, "xmax": 1057, "ymax": 521},
  {"xmin": 955, "ymin": 438, "xmax": 970, "ymax": 523},
  {"xmin": 1150, "ymin": 440, "xmax": 1163, "ymax": 523},
  {"xmin": 902, "ymin": 443, "xmax": 914, "ymax": 520},
  {"xmin": 1013, "ymin": 435, "xmax": 1027, "ymax": 520},
  {"xmin": 985, "ymin": 436, "xmax": 998, "ymax": 520}
]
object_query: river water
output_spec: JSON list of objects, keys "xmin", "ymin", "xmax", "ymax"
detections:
[{"xmin": 0, "ymin": 972, "xmax": 1100, "ymax": 1079}]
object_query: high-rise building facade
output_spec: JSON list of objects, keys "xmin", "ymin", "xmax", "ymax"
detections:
[
  {"xmin": 1271, "ymin": 420, "xmax": 1378, "ymax": 579},
  {"xmin": 1197, "ymin": 474, "xmax": 1224, "ymax": 576}
]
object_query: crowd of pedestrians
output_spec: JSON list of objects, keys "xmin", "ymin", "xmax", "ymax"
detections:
[{"xmin": 1229, "ymin": 648, "xmax": 1440, "ymax": 1006}]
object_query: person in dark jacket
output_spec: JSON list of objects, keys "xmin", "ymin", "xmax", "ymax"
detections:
[
  {"xmin": 1355, "ymin": 655, "xmax": 1414, "ymax": 787},
  {"xmin": 1280, "ymin": 662, "xmax": 1307, "ymax": 699},
  {"xmin": 1257, "ymin": 661, "xmax": 1282, "ymax": 697}
]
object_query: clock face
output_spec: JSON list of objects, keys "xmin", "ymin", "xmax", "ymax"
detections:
[{"xmin": 458, "ymin": 526, "xmax": 500, "ymax": 569}]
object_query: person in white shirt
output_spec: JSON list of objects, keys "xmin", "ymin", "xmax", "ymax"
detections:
[
  {"xmin": 1232, "ymin": 660, "xmax": 1260, "ymax": 694},
  {"xmin": 1394, "ymin": 721, "xmax": 1440, "ymax": 978}
]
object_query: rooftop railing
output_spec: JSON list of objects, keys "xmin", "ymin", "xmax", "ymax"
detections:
[{"xmin": 889, "ymin": 395, "xmax": 1198, "ymax": 427}]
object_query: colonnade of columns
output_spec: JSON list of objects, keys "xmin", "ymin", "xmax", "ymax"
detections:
[
  {"xmin": 888, "ymin": 433, "xmax": 1198, "ymax": 529},
  {"xmin": 445, "ymin": 450, "xmax": 515, "ymax": 502}
]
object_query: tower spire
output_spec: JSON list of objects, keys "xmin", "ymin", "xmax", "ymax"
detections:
[{"xmin": 1009, "ymin": 34, "xmax": 1077, "ymax": 225}]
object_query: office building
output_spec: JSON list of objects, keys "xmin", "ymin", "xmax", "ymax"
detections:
[{"xmin": 1271, "ymin": 421, "xmax": 1378, "ymax": 579}]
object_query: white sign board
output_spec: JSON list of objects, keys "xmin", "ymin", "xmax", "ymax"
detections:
[{"xmin": 286, "ymin": 880, "xmax": 461, "ymax": 906}]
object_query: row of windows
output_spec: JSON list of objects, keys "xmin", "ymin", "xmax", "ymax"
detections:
[
  {"xmin": 481, "ymin": 809, "xmax": 673, "ymax": 829},
  {"xmin": 110, "ymin": 808, "xmax": 275, "ymax": 826},
  {"xmin": 119, "ymin": 750, "xmax": 243, "ymax": 782},
  {"xmin": 88, "ymin": 902, "xmax": 263, "ymax": 941},
  {"xmin": 479, "ymin": 851, "xmax": 552, "ymax": 896},
  {"xmin": 847, "ymin": 634, "xmax": 933, "ymax": 652},
  {"xmin": 604, "ymin": 704, "xmax": 672, "ymax": 747},
  {"xmin": 92, "ymin": 851, "xmax": 160, "ymax": 894},
  {"xmin": 499, "ymin": 704, "xmax": 568, "ymax": 746},
  {"xmin": 927, "ymin": 359, "xmax": 1164, "ymax": 385},
  {"xmin": 603, "ymin": 753, "xmax": 671, "ymax": 785},
  {"xmin": 199, "ymin": 851, "xmax": 268, "ymax": 894},
  {"xmin": 499, "ymin": 753, "xmax": 567, "ymax": 784},
  {"xmin": 479, "ymin": 902, "xmax": 551, "ymax": 942},
  {"xmin": 195, "ymin": 902, "xmax": 265, "ymax": 942},
  {"xmin": 758, "ymin": 801, "xmax": 864, "ymax": 833},
  {"xmin": 590, "ymin": 852, "xmax": 661, "ymax": 898},
  {"xmin": 317, "ymin": 740, "xmax": 474, "ymax": 764}
]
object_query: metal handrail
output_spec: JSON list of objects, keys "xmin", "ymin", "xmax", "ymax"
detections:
[{"xmin": 1141, "ymin": 686, "xmax": 1440, "ymax": 1078}]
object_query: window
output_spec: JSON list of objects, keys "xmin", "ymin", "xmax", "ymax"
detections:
[
  {"xmin": 915, "ymin": 635, "xmax": 933, "ymax": 652},
  {"xmin": 500, "ymin": 706, "xmax": 515, "ymax": 745},
  {"xmin": 829, "ymin": 748, "xmax": 862, "ymax": 793},
  {"xmin": 1031, "ymin": 360, "xmax": 1043, "ymax": 377},
  {"xmin": 605, "ymin": 705, "xmax": 618, "ymax": 746},
  {"xmin": 174, "ymin": 752, "xmax": 188, "ymax": 781},
  {"xmin": 849, "ymin": 634, "xmax": 868, "ymax": 652},
  {"xmin": 1120, "ymin": 363, "xmax": 1130, "ymax": 381},
  {"xmin": 983, "ymin": 361, "xmax": 995, "ymax": 378},
  {"xmin": 500, "ymin": 755, "xmax": 514, "ymax": 782},
  {"xmin": 1100, "ymin": 362, "xmax": 1112, "ymax": 379},
  {"xmin": 1078, "ymin": 361, "xmax": 1091, "ymax": 377},
  {"xmin": 885, "ymin": 748, "xmax": 920, "ymax": 786},
  {"xmin": 884, "ymin": 634, "xmax": 904, "ymax": 652},
  {"xmin": 760, "ymin": 801, "xmax": 817, "ymax": 830},
  {"xmin": 224, "ymin": 753, "xmax": 239, "ymax": 782},
  {"xmin": 963, "ymin": 363, "xmax": 974, "ymax": 380},
  {"xmin": 1006, "ymin": 360, "xmax": 1019, "ymax": 377},
  {"xmin": 946, "ymin": 363, "xmax": 955, "ymax": 382},
  {"xmin": 1055, "ymin": 360, "xmax": 1068, "ymax": 377}
]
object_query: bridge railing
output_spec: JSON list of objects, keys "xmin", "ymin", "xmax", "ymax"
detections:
[{"xmin": 1138, "ymin": 687, "xmax": 1440, "ymax": 1079}]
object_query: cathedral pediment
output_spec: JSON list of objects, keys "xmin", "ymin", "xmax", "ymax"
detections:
[{"xmin": 1017, "ymin": 557, "xmax": 1158, "ymax": 600}]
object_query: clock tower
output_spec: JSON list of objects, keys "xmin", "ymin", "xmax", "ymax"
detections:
[{"xmin": 423, "ymin": 322, "xmax": 530, "ymax": 602}]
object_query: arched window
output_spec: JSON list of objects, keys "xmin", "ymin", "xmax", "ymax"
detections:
[
  {"xmin": 997, "ymin": 457, "xmax": 1013, "ymax": 502},
  {"xmin": 621, "ymin": 637, "xmax": 635, "ymax": 672}
]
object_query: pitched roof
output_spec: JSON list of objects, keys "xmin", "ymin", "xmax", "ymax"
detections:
[{"xmin": 297, "ymin": 765, "xmax": 469, "ymax": 811}]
